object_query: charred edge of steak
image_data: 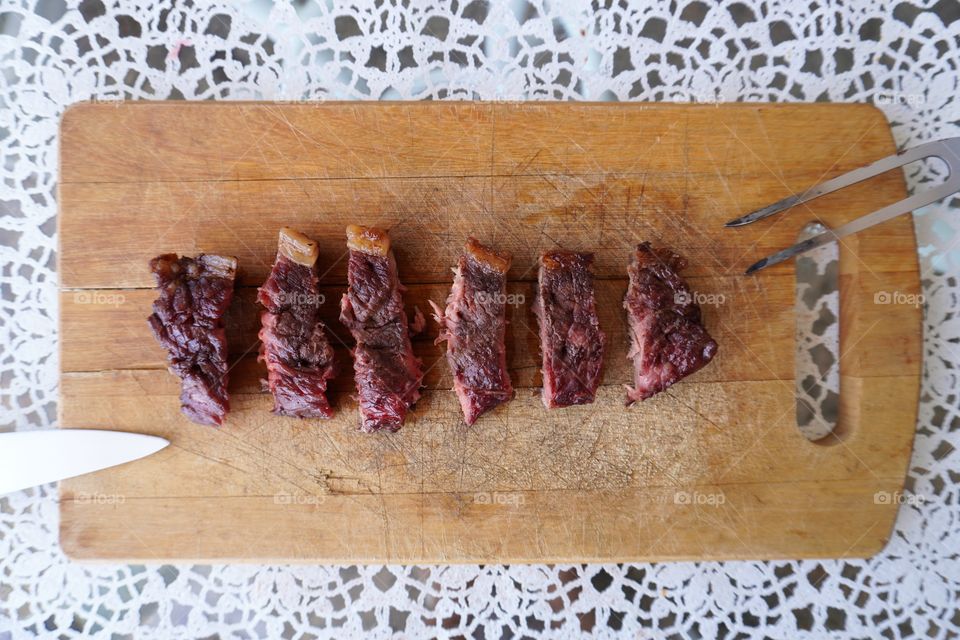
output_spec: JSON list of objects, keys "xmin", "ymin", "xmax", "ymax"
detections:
[
  {"xmin": 147, "ymin": 253, "xmax": 238, "ymax": 426},
  {"xmin": 277, "ymin": 225, "xmax": 320, "ymax": 266},
  {"xmin": 257, "ymin": 227, "xmax": 337, "ymax": 419},
  {"xmin": 431, "ymin": 237, "xmax": 514, "ymax": 425},
  {"xmin": 346, "ymin": 224, "xmax": 390, "ymax": 256},
  {"xmin": 624, "ymin": 242, "xmax": 718, "ymax": 404},
  {"xmin": 339, "ymin": 226, "xmax": 422, "ymax": 432},
  {"xmin": 534, "ymin": 250, "xmax": 606, "ymax": 408},
  {"xmin": 464, "ymin": 237, "xmax": 511, "ymax": 274}
]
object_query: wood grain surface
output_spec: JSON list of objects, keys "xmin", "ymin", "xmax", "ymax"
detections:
[{"xmin": 58, "ymin": 101, "xmax": 921, "ymax": 562}]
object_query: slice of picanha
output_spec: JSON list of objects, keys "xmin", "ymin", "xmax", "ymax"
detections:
[
  {"xmin": 339, "ymin": 225, "xmax": 423, "ymax": 432},
  {"xmin": 534, "ymin": 250, "xmax": 606, "ymax": 408},
  {"xmin": 148, "ymin": 253, "xmax": 238, "ymax": 426},
  {"xmin": 430, "ymin": 238, "xmax": 514, "ymax": 425},
  {"xmin": 624, "ymin": 242, "xmax": 718, "ymax": 404},
  {"xmin": 257, "ymin": 227, "xmax": 337, "ymax": 418}
]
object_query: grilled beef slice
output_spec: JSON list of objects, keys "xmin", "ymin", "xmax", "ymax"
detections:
[
  {"xmin": 533, "ymin": 251, "xmax": 606, "ymax": 408},
  {"xmin": 430, "ymin": 238, "xmax": 514, "ymax": 425},
  {"xmin": 257, "ymin": 227, "xmax": 337, "ymax": 418},
  {"xmin": 339, "ymin": 225, "xmax": 423, "ymax": 432},
  {"xmin": 148, "ymin": 253, "xmax": 238, "ymax": 426},
  {"xmin": 624, "ymin": 242, "xmax": 718, "ymax": 403}
]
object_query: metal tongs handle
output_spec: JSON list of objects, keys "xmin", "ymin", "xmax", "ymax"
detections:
[{"xmin": 727, "ymin": 137, "xmax": 960, "ymax": 274}]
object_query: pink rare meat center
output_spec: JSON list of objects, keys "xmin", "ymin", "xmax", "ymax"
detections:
[
  {"xmin": 430, "ymin": 238, "xmax": 514, "ymax": 425},
  {"xmin": 624, "ymin": 242, "xmax": 718, "ymax": 403}
]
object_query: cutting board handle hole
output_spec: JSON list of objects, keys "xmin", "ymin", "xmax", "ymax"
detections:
[{"xmin": 795, "ymin": 222, "xmax": 843, "ymax": 444}]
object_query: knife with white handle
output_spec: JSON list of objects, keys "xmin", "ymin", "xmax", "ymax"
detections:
[{"xmin": 0, "ymin": 430, "xmax": 169, "ymax": 494}]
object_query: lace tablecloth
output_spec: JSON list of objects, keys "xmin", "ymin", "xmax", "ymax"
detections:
[{"xmin": 2, "ymin": 1, "xmax": 959, "ymax": 637}]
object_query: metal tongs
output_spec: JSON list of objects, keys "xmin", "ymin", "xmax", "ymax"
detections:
[{"xmin": 727, "ymin": 137, "xmax": 960, "ymax": 274}]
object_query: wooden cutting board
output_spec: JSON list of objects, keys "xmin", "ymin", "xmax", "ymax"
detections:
[{"xmin": 58, "ymin": 102, "xmax": 921, "ymax": 562}]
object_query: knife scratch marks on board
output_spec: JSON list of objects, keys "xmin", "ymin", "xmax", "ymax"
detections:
[
  {"xmin": 753, "ymin": 110, "xmax": 785, "ymax": 183},
  {"xmin": 217, "ymin": 418, "xmax": 332, "ymax": 494},
  {"xmin": 173, "ymin": 441, "xmax": 325, "ymax": 494},
  {"xmin": 256, "ymin": 133, "xmax": 320, "ymax": 224},
  {"xmin": 265, "ymin": 105, "xmax": 331, "ymax": 155},
  {"xmin": 270, "ymin": 106, "xmax": 309, "ymax": 155},
  {"xmin": 128, "ymin": 370, "xmax": 153, "ymax": 399},
  {"xmin": 314, "ymin": 426, "xmax": 353, "ymax": 476},
  {"xmin": 701, "ymin": 141, "xmax": 740, "ymax": 273},
  {"xmin": 504, "ymin": 148, "xmax": 543, "ymax": 182},
  {"xmin": 487, "ymin": 150, "xmax": 555, "ymax": 269},
  {"xmin": 734, "ymin": 277, "xmax": 782, "ymax": 375},
  {"xmin": 537, "ymin": 172, "xmax": 564, "ymax": 198},
  {"xmin": 421, "ymin": 108, "xmax": 479, "ymax": 177},
  {"xmin": 597, "ymin": 180, "xmax": 608, "ymax": 246},
  {"xmin": 733, "ymin": 274, "xmax": 770, "ymax": 340},
  {"xmin": 174, "ymin": 444, "xmax": 248, "ymax": 476},
  {"xmin": 665, "ymin": 388, "xmax": 725, "ymax": 432}
]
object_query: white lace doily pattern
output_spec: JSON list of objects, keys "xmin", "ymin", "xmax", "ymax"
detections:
[{"xmin": 2, "ymin": 1, "xmax": 959, "ymax": 637}]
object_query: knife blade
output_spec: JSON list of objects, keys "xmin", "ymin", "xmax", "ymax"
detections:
[{"xmin": 0, "ymin": 429, "xmax": 169, "ymax": 494}]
